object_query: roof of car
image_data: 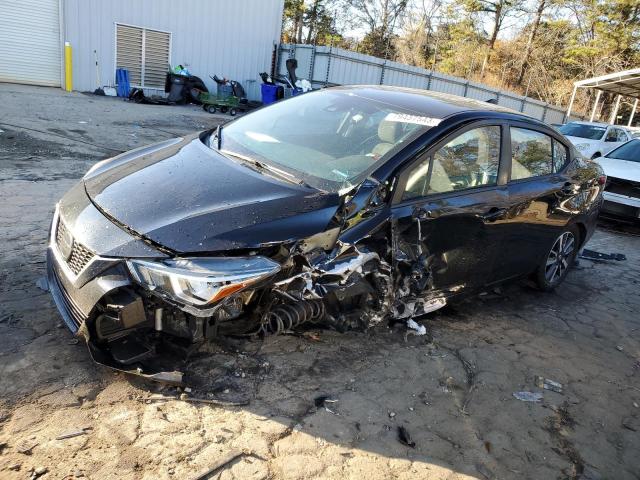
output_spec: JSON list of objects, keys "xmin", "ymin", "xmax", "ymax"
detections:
[
  {"xmin": 329, "ymin": 85, "xmax": 527, "ymax": 120},
  {"xmin": 569, "ymin": 120, "xmax": 629, "ymax": 129}
]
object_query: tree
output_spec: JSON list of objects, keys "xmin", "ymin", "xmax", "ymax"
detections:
[
  {"xmin": 346, "ymin": 0, "xmax": 409, "ymax": 57},
  {"xmin": 516, "ymin": 0, "xmax": 548, "ymax": 84},
  {"xmin": 463, "ymin": 0, "xmax": 525, "ymax": 79},
  {"xmin": 282, "ymin": 0, "xmax": 306, "ymax": 43}
]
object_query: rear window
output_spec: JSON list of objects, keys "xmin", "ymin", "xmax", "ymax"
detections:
[
  {"xmin": 607, "ymin": 139, "xmax": 640, "ymax": 163},
  {"xmin": 558, "ymin": 123, "xmax": 606, "ymax": 140}
]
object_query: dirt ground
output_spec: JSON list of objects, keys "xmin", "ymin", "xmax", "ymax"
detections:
[{"xmin": 1, "ymin": 83, "xmax": 639, "ymax": 480}]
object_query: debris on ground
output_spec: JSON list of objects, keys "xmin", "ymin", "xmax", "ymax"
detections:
[
  {"xmin": 314, "ymin": 395, "xmax": 339, "ymax": 415},
  {"xmin": 513, "ymin": 391, "xmax": 543, "ymax": 402},
  {"xmin": 579, "ymin": 249, "xmax": 626, "ymax": 262},
  {"xmin": 406, "ymin": 319, "xmax": 427, "ymax": 335},
  {"xmin": 29, "ymin": 466, "xmax": 48, "ymax": 479},
  {"xmin": 146, "ymin": 393, "xmax": 249, "ymax": 407},
  {"xmin": 35, "ymin": 277, "xmax": 48, "ymax": 292},
  {"xmin": 616, "ymin": 345, "xmax": 624, "ymax": 352},
  {"xmin": 189, "ymin": 450, "xmax": 249, "ymax": 480},
  {"xmin": 535, "ymin": 376, "xmax": 563, "ymax": 393},
  {"xmin": 17, "ymin": 440, "xmax": 38, "ymax": 455},
  {"xmin": 55, "ymin": 427, "xmax": 91, "ymax": 440},
  {"xmin": 397, "ymin": 426, "xmax": 416, "ymax": 447}
]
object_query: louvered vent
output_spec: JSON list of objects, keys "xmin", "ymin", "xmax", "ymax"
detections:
[{"xmin": 115, "ymin": 24, "xmax": 171, "ymax": 88}]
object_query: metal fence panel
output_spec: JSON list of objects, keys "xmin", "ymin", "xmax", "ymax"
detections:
[{"xmin": 278, "ymin": 44, "xmax": 572, "ymax": 123}]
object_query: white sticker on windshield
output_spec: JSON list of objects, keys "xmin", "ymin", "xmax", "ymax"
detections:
[{"xmin": 384, "ymin": 113, "xmax": 441, "ymax": 127}]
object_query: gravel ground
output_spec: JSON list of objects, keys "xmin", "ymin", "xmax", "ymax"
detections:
[{"xmin": 0, "ymin": 83, "xmax": 639, "ymax": 480}]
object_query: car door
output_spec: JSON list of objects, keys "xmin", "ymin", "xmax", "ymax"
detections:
[
  {"xmin": 496, "ymin": 123, "xmax": 578, "ymax": 280},
  {"xmin": 390, "ymin": 122, "xmax": 511, "ymax": 298},
  {"xmin": 603, "ymin": 127, "xmax": 622, "ymax": 155}
]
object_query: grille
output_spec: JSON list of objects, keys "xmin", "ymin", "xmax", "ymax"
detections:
[
  {"xmin": 56, "ymin": 219, "xmax": 95, "ymax": 275},
  {"xmin": 606, "ymin": 176, "xmax": 640, "ymax": 199},
  {"xmin": 50, "ymin": 265, "xmax": 86, "ymax": 329}
]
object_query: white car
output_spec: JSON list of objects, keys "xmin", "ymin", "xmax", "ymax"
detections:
[
  {"xmin": 558, "ymin": 121, "xmax": 632, "ymax": 159},
  {"xmin": 595, "ymin": 139, "xmax": 640, "ymax": 220}
]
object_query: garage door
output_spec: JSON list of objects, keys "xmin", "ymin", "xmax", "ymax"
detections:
[{"xmin": 0, "ymin": 0, "xmax": 61, "ymax": 87}]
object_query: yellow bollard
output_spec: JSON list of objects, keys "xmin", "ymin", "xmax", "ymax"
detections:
[{"xmin": 64, "ymin": 41, "xmax": 73, "ymax": 92}]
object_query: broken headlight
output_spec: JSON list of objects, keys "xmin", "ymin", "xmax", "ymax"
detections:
[{"xmin": 127, "ymin": 257, "xmax": 281, "ymax": 307}]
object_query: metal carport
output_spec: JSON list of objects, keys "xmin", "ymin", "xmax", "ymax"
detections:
[{"xmin": 564, "ymin": 68, "xmax": 640, "ymax": 126}]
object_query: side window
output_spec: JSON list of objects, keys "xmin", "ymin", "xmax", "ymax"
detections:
[
  {"xmin": 402, "ymin": 126, "xmax": 501, "ymax": 199},
  {"xmin": 605, "ymin": 129, "xmax": 618, "ymax": 142},
  {"xmin": 510, "ymin": 127, "xmax": 553, "ymax": 180},
  {"xmin": 616, "ymin": 129, "xmax": 628, "ymax": 142},
  {"xmin": 552, "ymin": 139, "xmax": 569, "ymax": 172},
  {"xmin": 402, "ymin": 157, "xmax": 431, "ymax": 200}
]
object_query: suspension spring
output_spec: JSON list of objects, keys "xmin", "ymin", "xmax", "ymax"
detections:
[{"xmin": 261, "ymin": 300, "xmax": 325, "ymax": 335}]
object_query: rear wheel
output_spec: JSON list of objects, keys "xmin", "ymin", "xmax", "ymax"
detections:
[
  {"xmin": 220, "ymin": 106, "xmax": 228, "ymax": 113},
  {"xmin": 535, "ymin": 226, "xmax": 579, "ymax": 291},
  {"xmin": 229, "ymin": 108, "xmax": 237, "ymax": 116},
  {"xmin": 206, "ymin": 105, "xmax": 217, "ymax": 114}
]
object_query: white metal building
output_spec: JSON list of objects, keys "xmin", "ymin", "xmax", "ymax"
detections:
[{"xmin": 0, "ymin": 0, "xmax": 284, "ymax": 100}]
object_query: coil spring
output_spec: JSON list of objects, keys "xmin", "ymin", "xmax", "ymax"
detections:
[{"xmin": 261, "ymin": 300, "xmax": 325, "ymax": 335}]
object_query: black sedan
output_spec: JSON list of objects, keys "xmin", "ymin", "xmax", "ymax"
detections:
[{"xmin": 47, "ymin": 86, "xmax": 604, "ymax": 380}]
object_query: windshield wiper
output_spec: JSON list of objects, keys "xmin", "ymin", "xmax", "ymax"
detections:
[{"xmin": 220, "ymin": 149, "xmax": 312, "ymax": 188}]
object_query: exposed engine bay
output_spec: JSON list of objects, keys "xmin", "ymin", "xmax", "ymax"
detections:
[{"xmin": 74, "ymin": 186, "xmax": 444, "ymax": 384}]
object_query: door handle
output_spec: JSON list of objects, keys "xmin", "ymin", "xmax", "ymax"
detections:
[
  {"xmin": 480, "ymin": 207, "xmax": 507, "ymax": 222},
  {"xmin": 561, "ymin": 182, "xmax": 580, "ymax": 195}
]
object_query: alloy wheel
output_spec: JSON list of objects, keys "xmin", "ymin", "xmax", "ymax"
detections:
[{"xmin": 545, "ymin": 232, "xmax": 575, "ymax": 283}]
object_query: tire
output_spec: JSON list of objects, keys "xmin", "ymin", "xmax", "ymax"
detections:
[
  {"xmin": 220, "ymin": 106, "xmax": 228, "ymax": 113},
  {"xmin": 206, "ymin": 105, "xmax": 217, "ymax": 114},
  {"xmin": 535, "ymin": 225, "xmax": 580, "ymax": 291},
  {"xmin": 229, "ymin": 108, "xmax": 237, "ymax": 116},
  {"xmin": 591, "ymin": 152, "xmax": 602, "ymax": 159}
]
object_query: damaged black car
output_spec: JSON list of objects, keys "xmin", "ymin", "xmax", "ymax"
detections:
[{"xmin": 47, "ymin": 86, "xmax": 605, "ymax": 380}]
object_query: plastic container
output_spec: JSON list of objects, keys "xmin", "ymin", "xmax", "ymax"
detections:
[
  {"xmin": 261, "ymin": 84, "xmax": 279, "ymax": 105},
  {"xmin": 284, "ymin": 87, "xmax": 303, "ymax": 98},
  {"xmin": 217, "ymin": 84, "xmax": 234, "ymax": 98}
]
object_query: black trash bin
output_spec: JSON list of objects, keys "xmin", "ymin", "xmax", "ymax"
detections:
[{"xmin": 166, "ymin": 74, "xmax": 186, "ymax": 103}]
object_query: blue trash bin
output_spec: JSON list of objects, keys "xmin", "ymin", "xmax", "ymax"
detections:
[
  {"xmin": 116, "ymin": 68, "xmax": 130, "ymax": 97},
  {"xmin": 261, "ymin": 84, "xmax": 279, "ymax": 105}
]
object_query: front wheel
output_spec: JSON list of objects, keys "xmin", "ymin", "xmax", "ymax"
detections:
[
  {"xmin": 535, "ymin": 226, "xmax": 579, "ymax": 291},
  {"xmin": 206, "ymin": 105, "xmax": 217, "ymax": 114}
]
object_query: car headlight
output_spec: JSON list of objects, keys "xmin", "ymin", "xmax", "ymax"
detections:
[
  {"xmin": 575, "ymin": 143, "xmax": 589, "ymax": 151},
  {"xmin": 127, "ymin": 256, "xmax": 281, "ymax": 307}
]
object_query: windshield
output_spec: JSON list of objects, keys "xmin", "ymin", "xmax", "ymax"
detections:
[
  {"xmin": 607, "ymin": 139, "xmax": 640, "ymax": 162},
  {"xmin": 217, "ymin": 90, "xmax": 433, "ymax": 191},
  {"xmin": 558, "ymin": 123, "xmax": 606, "ymax": 140}
]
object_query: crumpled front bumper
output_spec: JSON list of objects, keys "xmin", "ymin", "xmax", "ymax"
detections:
[
  {"xmin": 46, "ymin": 204, "xmax": 133, "ymax": 335},
  {"xmin": 46, "ymin": 246, "xmax": 131, "ymax": 335}
]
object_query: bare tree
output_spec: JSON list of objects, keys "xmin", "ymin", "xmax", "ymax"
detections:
[
  {"xmin": 465, "ymin": 0, "xmax": 525, "ymax": 79},
  {"xmin": 516, "ymin": 0, "xmax": 547, "ymax": 84},
  {"xmin": 346, "ymin": 0, "xmax": 409, "ymax": 39}
]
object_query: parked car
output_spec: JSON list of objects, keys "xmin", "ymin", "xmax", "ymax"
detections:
[
  {"xmin": 595, "ymin": 139, "xmax": 640, "ymax": 220},
  {"xmin": 47, "ymin": 86, "xmax": 605, "ymax": 380},
  {"xmin": 558, "ymin": 121, "xmax": 632, "ymax": 159}
]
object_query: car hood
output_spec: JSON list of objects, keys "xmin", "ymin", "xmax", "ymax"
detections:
[
  {"xmin": 83, "ymin": 134, "xmax": 342, "ymax": 253},
  {"xmin": 596, "ymin": 156, "xmax": 640, "ymax": 183}
]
